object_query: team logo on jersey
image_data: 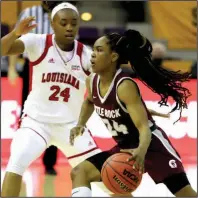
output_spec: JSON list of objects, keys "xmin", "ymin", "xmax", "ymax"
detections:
[
  {"xmin": 71, "ymin": 65, "xmax": 80, "ymax": 71},
  {"xmin": 48, "ymin": 58, "xmax": 55, "ymax": 63},
  {"xmin": 169, "ymin": 159, "xmax": 177, "ymax": 168},
  {"xmin": 41, "ymin": 72, "xmax": 80, "ymax": 90},
  {"xmin": 95, "ymin": 106, "xmax": 121, "ymax": 118},
  {"xmin": 88, "ymin": 141, "xmax": 93, "ymax": 146}
]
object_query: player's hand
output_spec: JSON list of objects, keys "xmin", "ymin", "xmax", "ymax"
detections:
[
  {"xmin": 120, "ymin": 148, "xmax": 146, "ymax": 174},
  {"xmin": 8, "ymin": 67, "xmax": 19, "ymax": 85},
  {"xmin": 70, "ymin": 125, "xmax": 85, "ymax": 146},
  {"xmin": 13, "ymin": 16, "xmax": 37, "ymax": 36}
]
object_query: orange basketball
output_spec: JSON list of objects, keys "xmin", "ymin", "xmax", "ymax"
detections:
[{"xmin": 101, "ymin": 153, "xmax": 142, "ymax": 195}]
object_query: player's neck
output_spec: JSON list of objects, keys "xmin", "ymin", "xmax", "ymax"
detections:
[
  {"xmin": 99, "ymin": 69, "xmax": 117, "ymax": 85},
  {"xmin": 55, "ymin": 39, "xmax": 74, "ymax": 51}
]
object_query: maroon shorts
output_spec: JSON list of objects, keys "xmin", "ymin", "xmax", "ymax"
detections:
[
  {"xmin": 141, "ymin": 127, "xmax": 184, "ymax": 183},
  {"xmin": 87, "ymin": 127, "xmax": 189, "ymax": 193}
]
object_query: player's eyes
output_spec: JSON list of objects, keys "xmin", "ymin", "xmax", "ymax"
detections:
[{"xmin": 60, "ymin": 22, "xmax": 66, "ymax": 26}]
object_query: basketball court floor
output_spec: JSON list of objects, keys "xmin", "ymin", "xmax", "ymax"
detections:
[
  {"xmin": 1, "ymin": 111, "xmax": 197, "ymax": 197},
  {"xmin": 1, "ymin": 160, "xmax": 197, "ymax": 197}
]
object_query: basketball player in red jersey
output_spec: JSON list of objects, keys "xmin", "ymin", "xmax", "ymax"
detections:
[
  {"xmin": 70, "ymin": 30, "xmax": 197, "ymax": 197},
  {"xmin": 1, "ymin": 2, "xmax": 104, "ymax": 197},
  {"xmin": 1, "ymin": 2, "xmax": 170, "ymax": 197}
]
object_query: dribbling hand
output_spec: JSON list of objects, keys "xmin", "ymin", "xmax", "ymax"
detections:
[
  {"xmin": 120, "ymin": 148, "xmax": 146, "ymax": 174},
  {"xmin": 70, "ymin": 125, "xmax": 84, "ymax": 146},
  {"xmin": 13, "ymin": 16, "xmax": 37, "ymax": 36}
]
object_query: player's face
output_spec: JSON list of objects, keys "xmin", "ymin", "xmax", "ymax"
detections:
[
  {"xmin": 51, "ymin": 9, "xmax": 79, "ymax": 45},
  {"xmin": 91, "ymin": 36, "xmax": 118, "ymax": 73}
]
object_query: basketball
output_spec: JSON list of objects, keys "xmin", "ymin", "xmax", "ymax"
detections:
[{"xmin": 101, "ymin": 153, "xmax": 143, "ymax": 195}]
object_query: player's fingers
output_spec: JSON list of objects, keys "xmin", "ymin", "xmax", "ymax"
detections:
[
  {"xmin": 120, "ymin": 150, "xmax": 133, "ymax": 162},
  {"xmin": 27, "ymin": 24, "xmax": 37, "ymax": 31},
  {"xmin": 27, "ymin": 18, "xmax": 36, "ymax": 23},
  {"xmin": 69, "ymin": 132, "xmax": 75, "ymax": 145},
  {"xmin": 132, "ymin": 160, "xmax": 139, "ymax": 170},
  {"xmin": 120, "ymin": 149, "xmax": 133, "ymax": 154},
  {"xmin": 70, "ymin": 129, "xmax": 77, "ymax": 145},
  {"xmin": 79, "ymin": 127, "xmax": 84, "ymax": 135},
  {"xmin": 139, "ymin": 162, "xmax": 144, "ymax": 174},
  {"xmin": 73, "ymin": 128, "xmax": 83, "ymax": 139},
  {"xmin": 127, "ymin": 150, "xmax": 137, "ymax": 162},
  {"xmin": 133, "ymin": 156, "xmax": 143, "ymax": 170},
  {"xmin": 22, "ymin": 17, "xmax": 35, "ymax": 24},
  {"xmin": 26, "ymin": 16, "xmax": 36, "ymax": 21},
  {"xmin": 70, "ymin": 135, "xmax": 74, "ymax": 145},
  {"xmin": 127, "ymin": 154, "xmax": 136, "ymax": 162}
]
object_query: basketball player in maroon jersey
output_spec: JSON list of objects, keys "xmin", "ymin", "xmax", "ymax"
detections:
[{"xmin": 69, "ymin": 30, "xmax": 197, "ymax": 197}]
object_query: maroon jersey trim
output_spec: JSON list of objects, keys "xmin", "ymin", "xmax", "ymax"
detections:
[
  {"xmin": 96, "ymin": 69, "xmax": 122, "ymax": 104},
  {"xmin": 115, "ymin": 76, "xmax": 156, "ymax": 129},
  {"xmin": 115, "ymin": 77, "xmax": 140, "ymax": 113}
]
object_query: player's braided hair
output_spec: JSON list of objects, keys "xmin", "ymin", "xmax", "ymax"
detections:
[{"xmin": 105, "ymin": 29, "xmax": 191, "ymax": 122}]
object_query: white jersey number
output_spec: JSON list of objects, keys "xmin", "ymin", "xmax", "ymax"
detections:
[
  {"xmin": 102, "ymin": 118, "xmax": 129, "ymax": 136},
  {"xmin": 49, "ymin": 85, "xmax": 70, "ymax": 102}
]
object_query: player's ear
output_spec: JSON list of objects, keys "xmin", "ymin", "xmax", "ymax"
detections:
[{"xmin": 111, "ymin": 52, "xmax": 119, "ymax": 63}]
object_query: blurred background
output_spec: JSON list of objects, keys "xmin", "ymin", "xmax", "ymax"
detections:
[{"xmin": 1, "ymin": 1, "xmax": 197, "ymax": 197}]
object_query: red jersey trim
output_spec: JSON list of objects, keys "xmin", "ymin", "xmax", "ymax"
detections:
[
  {"xmin": 67, "ymin": 147, "xmax": 98, "ymax": 160},
  {"xmin": 29, "ymin": 34, "xmax": 53, "ymax": 66},
  {"xmin": 77, "ymin": 42, "xmax": 91, "ymax": 76},
  {"xmin": 28, "ymin": 34, "xmax": 53, "ymax": 91}
]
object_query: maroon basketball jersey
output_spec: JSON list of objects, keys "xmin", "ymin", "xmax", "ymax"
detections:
[{"xmin": 91, "ymin": 68, "xmax": 156, "ymax": 149}]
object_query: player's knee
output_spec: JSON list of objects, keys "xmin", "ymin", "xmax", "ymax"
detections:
[
  {"xmin": 70, "ymin": 162, "xmax": 88, "ymax": 181},
  {"xmin": 70, "ymin": 165, "xmax": 80, "ymax": 181},
  {"xmin": 163, "ymin": 172, "xmax": 195, "ymax": 196},
  {"xmin": 6, "ymin": 147, "xmax": 31, "ymax": 175},
  {"xmin": 71, "ymin": 160, "xmax": 101, "ymax": 182},
  {"xmin": 6, "ymin": 128, "xmax": 47, "ymax": 176}
]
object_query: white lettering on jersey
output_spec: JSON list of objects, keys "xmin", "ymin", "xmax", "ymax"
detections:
[
  {"xmin": 95, "ymin": 106, "xmax": 121, "ymax": 118},
  {"xmin": 102, "ymin": 118, "xmax": 129, "ymax": 136}
]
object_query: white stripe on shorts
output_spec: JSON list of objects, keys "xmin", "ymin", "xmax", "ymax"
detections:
[{"xmin": 152, "ymin": 129, "xmax": 182, "ymax": 162}]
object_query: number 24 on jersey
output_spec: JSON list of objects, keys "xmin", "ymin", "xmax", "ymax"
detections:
[{"xmin": 49, "ymin": 85, "xmax": 70, "ymax": 102}]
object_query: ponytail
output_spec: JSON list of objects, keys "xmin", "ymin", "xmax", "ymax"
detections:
[{"xmin": 106, "ymin": 30, "xmax": 191, "ymax": 122}]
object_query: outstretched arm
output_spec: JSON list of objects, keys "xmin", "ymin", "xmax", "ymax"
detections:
[
  {"xmin": 1, "ymin": 17, "xmax": 36, "ymax": 56},
  {"xmin": 148, "ymin": 109, "xmax": 170, "ymax": 118},
  {"xmin": 70, "ymin": 76, "xmax": 95, "ymax": 145},
  {"xmin": 76, "ymin": 76, "xmax": 95, "ymax": 127}
]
